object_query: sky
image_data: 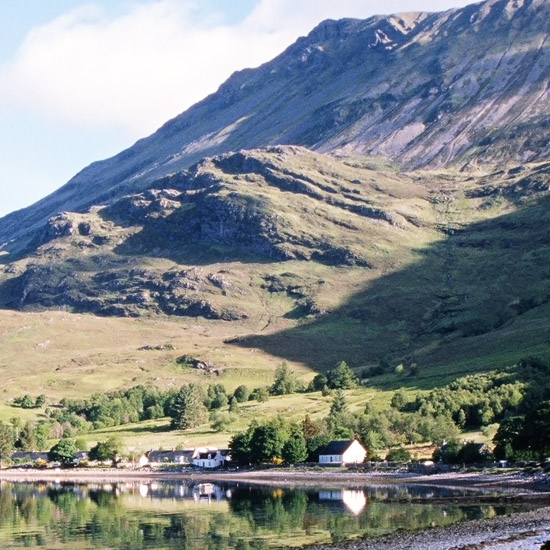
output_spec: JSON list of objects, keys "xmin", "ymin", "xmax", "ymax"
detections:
[{"xmin": 0, "ymin": 0, "xmax": 476, "ymax": 218}]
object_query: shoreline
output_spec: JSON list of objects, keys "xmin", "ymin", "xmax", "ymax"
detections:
[
  {"xmin": 2, "ymin": 466, "xmax": 548, "ymax": 491},
  {"xmin": 304, "ymin": 506, "xmax": 550, "ymax": 550},
  {"xmin": 2, "ymin": 467, "xmax": 549, "ymax": 549}
]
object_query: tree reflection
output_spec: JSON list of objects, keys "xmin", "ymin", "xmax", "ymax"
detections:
[{"xmin": 0, "ymin": 481, "xmax": 518, "ymax": 550}]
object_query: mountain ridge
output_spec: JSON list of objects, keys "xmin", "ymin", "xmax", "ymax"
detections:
[
  {"xmin": 1, "ymin": 0, "xmax": 550, "ymax": 376},
  {"xmin": 3, "ymin": 0, "xmax": 550, "ymax": 250}
]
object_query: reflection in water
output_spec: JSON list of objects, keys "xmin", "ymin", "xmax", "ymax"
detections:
[
  {"xmin": 0, "ymin": 480, "xmax": 521, "ymax": 550},
  {"xmin": 319, "ymin": 489, "xmax": 367, "ymax": 515}
]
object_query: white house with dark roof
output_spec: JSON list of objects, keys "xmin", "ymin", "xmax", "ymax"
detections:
[
  {"xmin": 318, "ymin": 439, "xmax": 366, "ymax": 465},
  {"xmin": 193, "ymin": 449, "xmax": 230, "ymax": 469}
]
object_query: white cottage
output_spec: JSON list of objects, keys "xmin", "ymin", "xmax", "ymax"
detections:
[
  {"xmin": 193, "ymin": 449, "xmax": 230, "ymax": 469},
  {"xmin": 318, "ymin": 440, "xmax": 366, "ymax": 465}
]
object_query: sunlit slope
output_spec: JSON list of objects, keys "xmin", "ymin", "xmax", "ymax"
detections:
[{"xmin": 1, "ymin": 149, "xmax": 549, "ymax": 388}]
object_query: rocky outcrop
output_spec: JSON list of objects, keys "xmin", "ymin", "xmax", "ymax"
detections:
[
  {"xmin": 31, "ymin": 213, "xmax": 75, "ymax": 248},
  {"xmin": 11, "ymin": 263, "xmax": 249, "ymax": 320}
]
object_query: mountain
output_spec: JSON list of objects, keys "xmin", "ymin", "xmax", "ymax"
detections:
[
  {"xmin": 1, "ymin": 144, "xmax": 549, "ymax": 371},
  {"xmin": 2, "ymin": 0, "xmax": 550, "ymax": 251},
  {"xmin": 1, "ymin": 0, "xmax": 550, "ymax": 375},
  {"xmin": 0, "ymin": 147, "xmax": 433, "ymax": 320}
]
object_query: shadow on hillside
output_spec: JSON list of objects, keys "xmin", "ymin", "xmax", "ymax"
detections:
[{"xmin": 229, "ymin": 194, "xmax": 550, "ymax": 384}]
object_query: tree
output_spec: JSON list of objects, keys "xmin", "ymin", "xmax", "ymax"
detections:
[
  {"xmin": 10, "ymin": 417, "xmax": 23, "ymax": 441},
  {"xmin": 307, "ymin": 374, "xmax": 328, "ymax": 392},
  {"xmin": 35, "ymin": 422, "xmax": 51, "ymax": 450},
  {"xmin": 326, "ymin": 390, "xmax": 352, "ymax": 437},
  {"xmin": 210, "ymin": 411, "xmax": 233, "ymax": 432},
  {"xmin": 17, "ymin": 421, "xmax": 36, "ymax": 451},
  {"xmin": 270, "ymin": 362, "xmax": 298, "ymax": 395},
  {"xmin": 249, "ymin": 424, "xmax": 285, "ymax": 463},
  {"xmin": 362, "ymin": 429, "xmax": 384, "ymax": 454},
  {"xmin": 282, "ymin": 432, "xmax": 308, "ymax": 464},
  {"xmin": 456, "ymin": 442, "xmax": 493, "ymax": 464},
  {"xmin": 14, "ymin": 395, "xmax": 35, "ymax": 409},
  {"xmin": 206, "ymin": 384, "xmax": 228, "ymax": 409},
  {"xmin": 89, "ymin": 437, "xmax": 123, "ymax": 466},
  {"xmin": 250, "ymin": 387, "xmax": 269, "ymax": 402},
  {"xmin": 48, "ymin": 439, "xmax": 78, "ymax": 466},
  {"xmin": 493, "ymin": 416, "xmax": 526, "ymax": 460},
  {"xmin": 494, "ymin": 401, "xmax": 550, "ymax": 460},
  {"xmin": 170, "ymin": 383, "xmax": 208, "ymax": 430},
  {"xmin": 390, "ymin": 389, "xmax": 408, "ymax": 411},
  {"xmin": 233, "ymin": 385, "xmax": 250, "ymax": 403},
  {"xmin": 523, "ymin": 400, "xmax": 550, "ymax": 458},
  {"xmin": 302, "ymin": 414, "xmax": 320, "ymax": 439},
  {"xmin": 386, "ymin": 447, "xmax": 412, "ymax": 462},
  {"xmin": 0, "ymin": 423, "xmax": 14, "ymax": 468},
  {"xmin": 326, "ymin": 361, "xmax": 357, "ymax": 389},
  {"xmin": 329, "ymin": 390, "xmax": 349, "ymax": 416},
  {"xmin": 229, "ymin": 428, "xmax": 253, "ymax": 464},
  {"xmin": 228, "ymin": 396, "xmax": 239, "ymax": 414},
  {"xmin": 35, "ymin": 394, "xmax": 47, "ymax": 407}
]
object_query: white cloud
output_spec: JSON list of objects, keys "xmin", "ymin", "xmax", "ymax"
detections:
[
  {"xmin": 0, "ymin": 0, "xmax": 313, "ymax": 137},
  {"xmin": 0, "ymin": 1, "xmax": 288, "ymax": 136},
  {"xmin": 0, "ymin": 0, "xmax": 473, "ymax": 138}
]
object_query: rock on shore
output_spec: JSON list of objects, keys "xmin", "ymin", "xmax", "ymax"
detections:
[{"xmin": 303, "ymin": 506, "xmax": 550, "ymax": 550}]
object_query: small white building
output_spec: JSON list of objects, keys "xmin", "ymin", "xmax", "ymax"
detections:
[
  {"xmin": 318, "ymin": 439, "xmax": 366, "ymax": 465},
  {"xmin": 193, "ymin": 450, "xmax": 230, "ymax": 469}
]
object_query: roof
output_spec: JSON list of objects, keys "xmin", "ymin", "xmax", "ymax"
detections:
[
  {"xmin": 147, "ymin": 450, "xmax": 195, "ymax": 462},
  {"xmin": 318, "ymin": 440, "xmax": 358, "ymax": 456},
  {"xmin": 11, "ymin": 451, "xmax": 49, "ymax": 461},
  {"xmin": 196, "ymin": 452, "xmax": 217, "ymax": 460}
]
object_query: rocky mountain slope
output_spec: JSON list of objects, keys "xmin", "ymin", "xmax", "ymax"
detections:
[
  {"xmin": 0, "ymin": 147, "xmax": 434, "ymax": 320},
  {"xmin": 1, "ymin": 0, "xmax": 550, "ymax": 373},
  {"xmin": 1, "ymin": 145, "xmax": 549, "ymax": 369},
  {"xmin": 2, "ymin": 0, "xmax": 550, "ymax": 250}
]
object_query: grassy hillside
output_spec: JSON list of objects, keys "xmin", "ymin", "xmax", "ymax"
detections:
[
  {"xmin": 1, "ymin": 151, "xmax": 549, "ymax": 453},
  {"xmin": 238, "ymin": 188, "xmax": 550, "ymax": 375}
]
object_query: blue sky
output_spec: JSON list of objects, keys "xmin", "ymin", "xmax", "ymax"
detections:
[{"xmin": 0, "ymin": 0, "xmax": 474, "ymax": 218}]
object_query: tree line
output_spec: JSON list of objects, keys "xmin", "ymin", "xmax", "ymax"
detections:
[{"xmin": 1, "ymin": 357, "xmax": 549, "ymax": 466}]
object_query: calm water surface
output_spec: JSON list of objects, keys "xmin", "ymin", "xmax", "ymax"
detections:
[{"xmin": 0, "ymin": 480, "xmax": 519, "ymax": 549}]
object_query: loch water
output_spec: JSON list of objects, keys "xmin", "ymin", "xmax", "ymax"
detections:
[{"xmin": 0, "ymin": 480, "xmax": 520, "ymax": 549}]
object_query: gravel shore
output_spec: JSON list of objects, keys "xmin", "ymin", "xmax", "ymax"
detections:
[{"xmin": 303, "ymin": 506, "xmax": 550, "ymax": 550}]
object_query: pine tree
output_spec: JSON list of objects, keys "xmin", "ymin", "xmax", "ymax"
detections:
[
  {"xmin": 0, "ymin": 423, "xmax": 14, "ymax": 468},
  {"xmin": 170, "ymin": 383, "xmax": 208, "ymax": 430},
  {"xmin": 329, "ymin": 390, "xmax": 349, "ymax": 416},
  {"xmin": 326, "ymin": 361, "xmax": 357, "ymax": 389},
  {"xmin": 18, "ymin": 421, "xmax": 36, "ymax": 451}
]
